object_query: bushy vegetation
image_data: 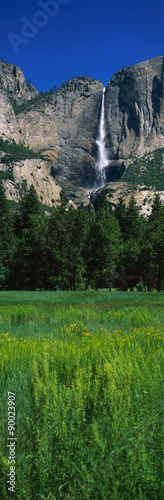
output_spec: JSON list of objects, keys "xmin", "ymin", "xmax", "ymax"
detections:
[
  {"xmin": 10, "ymin": 95, "xmax": 42, "ymax": 116},
  {"xmin": 123, "ymin": 148, "xmax": 164, "ymax": 189},
  {"xmin": 0, "ymin": 170, "xmax": 14, "ymax": 182},
  {"xmin": 0, "ymin": 138, "xmax": 42, "ymax": 163},
  {"xmin": 0, "ymin": 291, "xmax": 163, "ymax": 499},
  {"xmin": 10, "ymin": 90, "xmax": 55, "ymax": 115},
  {"xmin": 1, "ymin": 185, "xmax": 164, "ymax": 291}
]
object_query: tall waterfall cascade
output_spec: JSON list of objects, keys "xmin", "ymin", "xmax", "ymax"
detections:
[{"xmin": 95, "ymin": 87, "xmax": 108, "ymax": 186}]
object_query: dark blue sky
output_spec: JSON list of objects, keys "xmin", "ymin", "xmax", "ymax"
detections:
[{"xmin": 0, "ymin": 0, "xmax": 163, "ymax": 92}]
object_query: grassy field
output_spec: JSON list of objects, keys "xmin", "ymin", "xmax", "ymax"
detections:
[{"xmin": 0, "ymin": 290, "xmax": 164, "ymax": 499}]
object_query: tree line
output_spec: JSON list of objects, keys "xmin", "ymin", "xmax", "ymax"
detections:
[{"xmin": 0, "ymin": 184, "xmax": 164, "ymax": 291}]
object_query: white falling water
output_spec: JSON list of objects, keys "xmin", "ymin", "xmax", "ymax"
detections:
[{"xmin": 95, "ymin": 87, "xmax": 108, "ymax": 186}]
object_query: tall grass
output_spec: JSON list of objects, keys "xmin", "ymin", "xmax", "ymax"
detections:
[
  {"xmin": 0, "ymin": 291, "xmax": 164, "ymax": 499},
  {"xmin": 0, "ymin": 290, "xmax": 164, "ymax": 339}
]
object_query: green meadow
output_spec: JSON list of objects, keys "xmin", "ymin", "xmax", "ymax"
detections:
[{"xmin": 0, "ymin": 290, "xmax": 164, "ymax": 499}]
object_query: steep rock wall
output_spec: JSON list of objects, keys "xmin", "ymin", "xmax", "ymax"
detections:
[
  {"xmin": 1, "ymin": 57, "xmax": 164, "ymax": 203},
  {"xmin": 0, "ymin": 60, "xmax": 38, "ymax": 101},
  {"xmin": 0, "ymin": 158, "xmax": 61, "ymax": 206},
  {"xmin": 0, "ymin": 60, "xmax": 38, "ymax": 143},
  {"xmin": 104, "ymin": 56, "xmax": 164, "ymax": 180},
  {"xmin": 16, "ymin": 78, "xmax": 104, "ymax": 186}
]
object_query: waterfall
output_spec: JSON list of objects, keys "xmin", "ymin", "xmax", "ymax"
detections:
[{"xmin": 95, "ymin": 87, "xmax": 108, "ymax": 186}]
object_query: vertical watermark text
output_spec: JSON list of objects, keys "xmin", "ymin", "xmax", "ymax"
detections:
[{"xmin": 7, "ymin": 392, "xmax": 16, "ymax": 493}]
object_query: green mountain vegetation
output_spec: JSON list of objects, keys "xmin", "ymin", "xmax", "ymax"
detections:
[
  {"xmin": 123, "ymin": 148, "xmax": 164, "ymax": 189},
  {"xmin": 10, "ymin": 95, "xmax": 42, "ymax": 115},
  {"xmin": 0, "ymin": 137, "xmax": 42, "ymax": 164},
  {"xmin": 0, "ymin": 170, "xmax": 14, "ymax": 182}
]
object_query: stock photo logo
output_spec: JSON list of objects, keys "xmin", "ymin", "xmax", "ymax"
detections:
[{"xmin": 7, "ymin": 0, "xmax": 71, "ymax": 54}]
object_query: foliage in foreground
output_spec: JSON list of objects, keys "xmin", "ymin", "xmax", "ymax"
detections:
[{"xmin": 0, "ymin": 302, "xmax": 163, "ymax": 499}]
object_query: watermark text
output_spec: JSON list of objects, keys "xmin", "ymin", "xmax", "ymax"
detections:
[
  {"xmin": 7, "ymin": 392, "xmax": 16, "ymax": 493},
  {"xmin": 7, "ymin": 0, "xmax": 71, "ymax": 54}
]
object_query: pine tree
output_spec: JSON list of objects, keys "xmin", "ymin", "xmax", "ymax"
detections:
[
  {"xmin": 147, "ymin": 195, "xmax": 164, "ymax": 291},
  {"xmin": 0, "ymin": 185, "xmax": 15, "ymax": 289},
  {"xmin": 13, "ymin": 185, "xmax": 46, "ymax": 289},
  {"xmin": 87, "ymin": 208, "xmax": 121, "ymax": 289},
  {"xmin": 124, "ymin": 195, "xmax": 140, "ymax": 239},
  {"xmin": 97, "ymin": 190, "xmax": 110, "ymax": 213},
  {"xmin": 115, "ymin": 197, "xmax": 127, "ymax": 239}
]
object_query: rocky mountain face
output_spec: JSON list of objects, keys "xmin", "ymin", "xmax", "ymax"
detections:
[
  {"xmin": 104, "ymin": 56, "xmax": 164, "ymax": 181},
  {"xmin": 0, "ymin": 57, "xmax": 164, "ymax": 211},
  {"xmin": 0, "ymin": 158, "xmax": 61, "ymax": 207},
  {"xmin": 0, "ymin": 60, "xmax": 38, "ymax": 101},
  {"xmin": 90, "ymin": 180, "xmax": 164, "ymax": 217},
  {"xmin": 0, "ymin": 60, "xmax": 38, "ymax": 142},
  {"xmin": 17, "ymin": 77, "xmax": 104, "ymax": 187}
]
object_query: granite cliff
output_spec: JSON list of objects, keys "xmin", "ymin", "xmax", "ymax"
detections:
[
  {"xmin": 104, "ymin": 56, "xmax": 164, "ymax": 181},
  {"xmin": 0, "ymin": 56, "xmax": 164, "ymax": 211},
  {"xmin": 16, "ymin": 77, "xmax": 104, "ymax": 187},
  {"xmin": 0, "ymin": 60, "xmax": 38, "ymax": 142}
]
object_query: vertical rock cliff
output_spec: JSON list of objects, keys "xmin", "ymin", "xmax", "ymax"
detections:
[
  {"xmin": 1, "ymin": 57, "xmax": 164, "ymax": 206},
  {"xmin": 16, "ymin": 78, "xmax": 104, "ymax": 186},
  {"xmin": 104, "ymin": 56, "xmax": 164, "ymax": 180},
  {"xmin": 0, "ymin": 60, "xmax": 38, "ymax": 142}
]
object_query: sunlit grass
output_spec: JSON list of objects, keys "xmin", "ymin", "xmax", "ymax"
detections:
[
  {"xmin": 0, "ymin": 291, "xmax": 164, "ymax": 499},
  {"xmin": 0, "ymin": 290, "xmax": 164, "ymax": 340}
]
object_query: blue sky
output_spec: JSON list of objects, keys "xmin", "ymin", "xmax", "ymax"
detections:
[{"xmin": 0, "ymin": 0, "xmax": 163, "ymax": 92}]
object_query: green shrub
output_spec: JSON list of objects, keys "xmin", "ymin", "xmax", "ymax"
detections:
[
  {"xmin": 0, "ymin": 170, "xmax": 14, "ymax": 182},
  {"xmin": 10, "ymin": 95, "xmax": 42, "ymax": 115},
  {"xmin": 0, "ymin": 138, "xmax": 42, "ymax": 164}
]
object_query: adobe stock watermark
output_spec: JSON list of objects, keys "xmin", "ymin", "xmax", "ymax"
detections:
[{"xmin": 7, "ymin": 0, "xmax": 71, "ymax": 54}]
